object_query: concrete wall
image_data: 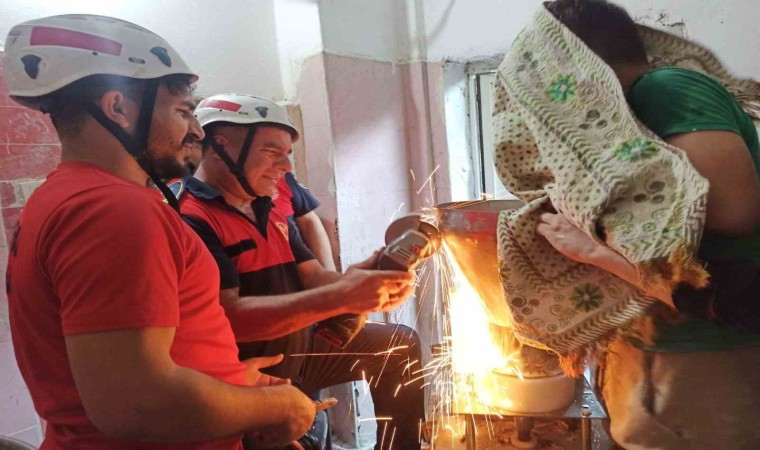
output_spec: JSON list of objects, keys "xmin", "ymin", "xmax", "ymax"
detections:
[
  {"xmin": 0, "ymin": 56, "xmax": 56, "ymax": 446},
  {"xmin": 321, "ymin": 55, "xmax": 449, "ymax": 265},
  {"xmin": 316, "ymin": 0, "xmax": 449, "ymax": 269}
]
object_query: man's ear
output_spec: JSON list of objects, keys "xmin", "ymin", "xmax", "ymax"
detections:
[
  {"xmin": 98, "ymin": 90, "xmax": 134, "ymax": 129},
  {"xmin": 208, "ymin": 133, "xmax": 230, "ymax": 159}
]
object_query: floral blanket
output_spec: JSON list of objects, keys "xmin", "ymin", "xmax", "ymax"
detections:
[{"xmin": 490, "ymin": 5, "xmax": 751, "ymax": 374}]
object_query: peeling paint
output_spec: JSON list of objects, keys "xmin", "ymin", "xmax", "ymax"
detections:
[{"xmin": 635, "ymin": 10, "xmax": 689, "ymax": 37}]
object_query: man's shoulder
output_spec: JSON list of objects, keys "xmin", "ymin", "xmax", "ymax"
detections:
[
  {"xmin": 633, "ymin": 67, "xmax": 729, "ymax": 99},
  {"xmin": 178, "ymin": 178, "xmax": 223, "ymax": 211},
  {"xmin": 28, "ymin": 171, "xmax": 166, "ymax": 224},
  {"xmin": 177, "ymin": 185, "xmax": 236, "ymax": 241},
  {"xmin": 25, "ymin": 177, "xmax": 188, "ymax": 267},
  {"xmin": 641, "ymin": 67, "xmax": 708, "ymax": 80},
  {"xmin": 275, "ymin": 173, "xmax": 293, "ymax": 200},
  {"xmin": 285, "ymin": 172, "xmax": 310, "ymax": 192},
  {"xmin": 179, "ymin": 187, "xmax": 221, "ymax": 217}
]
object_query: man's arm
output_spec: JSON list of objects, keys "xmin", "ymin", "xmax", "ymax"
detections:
[
  {"xmin": 286, "ymin": 173, "xmax": 336, "ymax": 270},
  {"xmin": 183, "ymin": 212, "xmax": 413, "ymax": 341},
  {"xmin": 666, "ymin": 130, "xmax": 760, "ymax": 237},
  {"xmin": 288, "ymin": 216, "xmax": 340, "ymax": 289},
  {"xmin": 221, "ymin": 255, "xmax": 414, "ymax": 342},
  {"xmin": 628, "ymin": 70, "xmax": 760, "ymax": 237},
  {"xmin": 220, "ymin": 283, "xmax": 346, "ymax": 342},
  {"xmin": 66, "ymin": 327, "xmax": 315, "ymax": 445},
  {"xmin": 297, "ymin": 258, "xmax": 342, "ymax": 289},
  {"xmin": 537, "ymin": 212, "xmax": 674, "ymax": 306},
  {"xmin": 295, "ymin": 211, "xmax": 337, "ymax": 271}
]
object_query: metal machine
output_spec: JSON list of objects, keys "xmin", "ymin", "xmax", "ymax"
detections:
[{"xmin": 433, "ymin": 200, "xmax": 609, "ymax": 450}]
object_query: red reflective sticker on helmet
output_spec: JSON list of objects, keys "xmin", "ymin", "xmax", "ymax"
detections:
[
  {"xmin": 30, "ymin": 26, "xmax": 122, "ymax": 56},
  {"xmin": 198, "ymin": 99, "xmax": 242, "ymax": 112}
]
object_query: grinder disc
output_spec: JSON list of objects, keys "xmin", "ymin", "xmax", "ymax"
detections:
[{"xmin": 385, "ymin": 215, "xmax": 441, "ymax": 257}]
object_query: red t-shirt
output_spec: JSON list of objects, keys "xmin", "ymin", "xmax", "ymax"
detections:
[
  {"xmin": 6, "ymin": 162, "xmax": 247, "ymax": 450},
  {"xmin": 272, "ymin": 172, "xmax": 320, "ymax": 220},
  {"xmin": 273, "ymin": 175, "xmax": 295, "ymax": 218},
  {"xmin": 178, "ymin": 177, "xmax": 314, "ymax": 376}
]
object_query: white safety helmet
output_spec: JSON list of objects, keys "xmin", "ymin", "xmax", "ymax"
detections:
[
  {"xmin": 195, "ymin": 94, "xmax": 300, "ymax": 199},
  {"xmin": 2, "ymin": 14, "xmax": 198, "ymax": 211},
  {"xmin": 3, "ymin": 14, "xmax": 196, "ymax": 110},
  {"xmin": 195, "ymin": 93, "xmax": 300, "ymax": 142}
]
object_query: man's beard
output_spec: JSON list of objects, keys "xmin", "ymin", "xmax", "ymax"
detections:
[
  {"xmin": 144, "ymin": 137, "xmax": 195, "ymax": 180},
  {"xmin": 151, "ymin": 154, "xmax": 190, "ymax": 179}
]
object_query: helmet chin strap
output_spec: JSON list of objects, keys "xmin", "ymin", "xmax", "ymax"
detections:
[
  {"xmin": 83, "ymin": 79, "xmax": 181, "ymax": 212},
  {"xmin": 206, "ymin": 125, "xmax": 257, "ymax": 198},
  {"xmin": 206, "ymin": 127, "xmax": 272, "ymax": 237}
]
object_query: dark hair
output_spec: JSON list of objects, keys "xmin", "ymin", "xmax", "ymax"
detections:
[
  {"xmin": 545, "ymin": 0, "xmax": 648, "ymax": 66},
  {"xmin": 39, "ymin": 73, "xmax": 194, "ymax": 138}
]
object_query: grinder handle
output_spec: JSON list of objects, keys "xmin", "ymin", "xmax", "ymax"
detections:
[{"xmin": 376, "ymin": 252, "xmax": 410, "ymax": 271}]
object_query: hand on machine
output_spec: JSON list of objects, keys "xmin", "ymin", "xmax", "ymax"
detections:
[
  {"xmin": 282, "ymin": 397, "xmax": 338, "ymax": 450},
  {"xmin": 315, "ymin": 215, "xmax": 441, "ymax": 348}
]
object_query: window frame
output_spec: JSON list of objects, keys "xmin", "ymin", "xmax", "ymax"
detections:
[{"xmin": 467, "ymin": 61, "xmax": 517, "ymax": 200}]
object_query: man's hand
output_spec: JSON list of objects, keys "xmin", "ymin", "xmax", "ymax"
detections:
[
  {"xmin": 314, "ymin": 397, "xmax": 338, "ymax": 411},
  {"xmin": 242, "ymin": 354, "xmax": 290, "ymax": 387},
  {"xmin": 246, "ymin": 385, "xmax": 316, "ymax": 448},
  {"xmin": 350, "ymin": 250, "xmax": 382, "ymax": 270},
  {"xmin": 335, "ymin": 250, "xmax": 415, "ymax": 314},
  {"xmin": 282, "ymin": 399, "xmax": 337, "ymax": 450}
]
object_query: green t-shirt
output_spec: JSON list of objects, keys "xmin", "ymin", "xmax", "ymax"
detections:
[{"xmin": 628, "ymin": 67, "xmax": 760, "ymax": 352}]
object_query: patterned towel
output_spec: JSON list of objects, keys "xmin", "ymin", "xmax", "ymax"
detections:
[{"xmin": 491, "ymin": 5, "xmax": 759, "ymax": 375}]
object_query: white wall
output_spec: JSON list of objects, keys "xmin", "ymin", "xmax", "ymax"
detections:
[
  {"xmin": 318, "ymin": 0, "xmax": 413, "ymax": 62},
  {"xmin": 422, "ymin": 0, "xmax": 760, "ymax": 78},
  {"xmin": 0, "ymin": 0, "xmax": 285, "ymax": 99},
  {"xmin": 626, "ymin": 0, "xmax": 760, "ymax": 78},
  {"xmin": 422, "ymin": 0, "xmax": 535, "ymax": 62},
  {"xmin": 274, "ymin": 0, "xmax": 324, "ymax": 99}
]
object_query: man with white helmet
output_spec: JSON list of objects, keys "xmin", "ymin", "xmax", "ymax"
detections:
[
  {"xmin": 3, "ymin": 15, "xmax": 315, "ymax": 449},
  {"xmin": 181, "ymin": 93, "xmax": 426, "ymax": 449}
]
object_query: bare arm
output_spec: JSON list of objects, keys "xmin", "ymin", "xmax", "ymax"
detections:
[
  {"xmin": 295, "ymin": 211, "xmax": 337, "ymax": 271},
  {"xmin": 66, "ymin": 327, "xmax": 315, "ymax": 446},
  {"xmin": 537, "ymin": 212, "xmax": 674, "ymax": 307},
  {"xmin": 538, "ymin": 131, "xmax": 760, "ymax": 303},
  {"xmin": 220, "ymin": 283, "xmax": 346, "ymax": 342},
  {"xmin": 667, "ymin": 130, "xmax": 760, "ymax": 236},
  {"xmin": 221, "ymin": 254, "xmax": 415, "ymax": 342},
  {"xmin": 297, "ymin": 259, "xmax": 343, "ymax": 290}
]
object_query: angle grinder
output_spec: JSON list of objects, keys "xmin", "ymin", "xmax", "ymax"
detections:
[{"xmin": 315, "ymin": 215, "xmax": 441, "ymax": 348}]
